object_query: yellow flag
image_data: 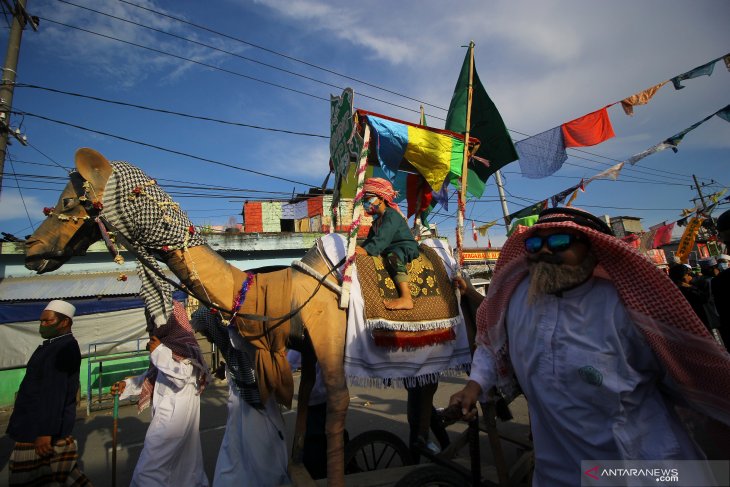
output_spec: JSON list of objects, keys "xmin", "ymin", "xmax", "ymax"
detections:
[
  {"xmin": 566, "ymin": 189, "xmax": 580, "ymax": 207},
  {"xmin": 477, "ymin": 220, "xmax": 498, "ymax": 236}
]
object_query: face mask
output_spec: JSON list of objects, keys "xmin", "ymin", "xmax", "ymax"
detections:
[
  {"xmin": 39, "ymin": 320, "xmax": 63, "ymax": 339},
  {"xmin": 363, "ymin": 197, "xmax": 379, "ymax": 215},
  {"xmin": 719, "ymin": 262, "xmax": 728, "ymax": 271}
]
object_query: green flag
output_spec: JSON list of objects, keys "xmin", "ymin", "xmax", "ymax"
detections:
[
  {"xmin": 506, "ymin": 200, "xmax": 548, "ymax": 225},
  {"xmin": 445, "ymin": 44, "xmax": 518, "ymax": 197}
]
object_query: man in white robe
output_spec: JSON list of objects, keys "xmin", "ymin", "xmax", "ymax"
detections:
[
  {"xmin": 451, "ymin": 207, "xmax": 730, "ymax": 486},
  {"xmin": 113, "ymin": 301, "xmax": 210, "ymax": 487},
  {"xmin": 192, "ymin": 307, "xmax": 289, "ymax": 487}
]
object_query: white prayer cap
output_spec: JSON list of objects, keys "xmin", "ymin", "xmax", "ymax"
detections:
[
  {"xmin": 717, "ymin": 254, "xmax": 730, "ymax": 261},
  {"xmin": 44, "ymin": 300, "xmax": 76, "ymax": 319}
]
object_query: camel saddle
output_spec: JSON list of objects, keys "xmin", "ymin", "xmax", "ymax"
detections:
[{"xmin": 356, "ymin": 244, "xmax": 460, "ymax": 349}]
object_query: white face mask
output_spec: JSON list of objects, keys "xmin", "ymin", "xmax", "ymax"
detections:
[{"xmin": 718, "ymin": 262, "xmax": 728, "ymax": 271}]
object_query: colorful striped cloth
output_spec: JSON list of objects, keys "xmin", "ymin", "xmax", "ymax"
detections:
[
  {"xmin": 9, "ymin": 436, "xmax": 91, "ymax": 486},
  {"xmin": 365, "ymin": 114, "xmax": 463, "ymax": 193}
]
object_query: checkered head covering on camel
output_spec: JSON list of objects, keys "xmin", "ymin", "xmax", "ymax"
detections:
[
  {"xmin": 476, "ymin": 206, "xmax": 730, "ymax": 425},
  {"xmin": 363, "ymin": 177, "xmax": 405, "ymax": 218},
  {"xmin": 137, "ymin": 299, "xmax": 211, "ymax": 413}
]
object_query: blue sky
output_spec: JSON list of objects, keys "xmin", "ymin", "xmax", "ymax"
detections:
[{"xmin": 0, "ymin": 0, "xmax": 728, "ymax": 248}]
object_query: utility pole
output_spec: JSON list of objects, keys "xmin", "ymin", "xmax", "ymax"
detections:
[
  {"xmin": 0, "ymin": 0, "xmax": 35, "ymax": 196},
  {"xmin": 494, "ymin": 170, "xmax": 510, "ymax": 232},
  {"xmin": 692, "ymin": 174, "xmax": 708, "ymax": 211},
  {"xmin": 692, "ymin": 173, "xmax": 717, "ymax": 239}
]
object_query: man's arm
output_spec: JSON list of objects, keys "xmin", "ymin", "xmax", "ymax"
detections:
[
  {"xmin": 454, "ymin": 275, "xmax": 485, "ymax": 306},
  {"xmin": 151, "ymin": 343, "xmax": 194, "ymax": 387},
  {"xmin": 449, "ymin": 345, "xmax": 497, "ymax": 419},
  {"xmin": 361, "ymin": 212, "xmax": 395, "ymax": 256}
]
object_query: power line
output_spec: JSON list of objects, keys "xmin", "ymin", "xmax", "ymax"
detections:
[
  {"xmin": 28, "ymin": 17, "xmax": 712, "ymax": 185},
  {"xmin": 7, "ymin": 159, "xmax": 306, "ymax": 197},
  {"xmin": 114, "ymin": 0, "xmax": 448, "ymax": 112},
  {"xmin": 6, "ymin": 156, "xmax": 34, "ymax": 231},
  {"xmin": 56, "ymin": 0, "xmax": 439, "ymax": 119},
  {"xmin": 38, "ymin": 16, "xmax": 429, "ymax": 119},
  {"xmin": 17, "ymin": 80, "xmax": 704, "ymax": 189},
  {"xmin": 15, "ymin": 84, "xmax": 328, "ymax": 138},
  {"xmin": 14, "ymin": 110, "xmax": 319, "ymax": 188}
]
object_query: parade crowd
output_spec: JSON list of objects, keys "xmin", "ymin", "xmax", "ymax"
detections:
[{"xmin": 5, "ymin": 205, "xmax": 730, "ymax": 486}]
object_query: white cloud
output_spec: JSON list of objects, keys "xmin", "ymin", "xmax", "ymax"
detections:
[
  {"xmin": 31, "ymin": 0, "xmax": 246, "ymax": 87},
  {"xmin": 0, "ymin": 193, "xmax": 42, "ymax": 222}
]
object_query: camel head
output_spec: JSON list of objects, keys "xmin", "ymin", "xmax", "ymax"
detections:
[{"xmin": 24, "ymin": 148, "xmax": 112, "ymax": 273}]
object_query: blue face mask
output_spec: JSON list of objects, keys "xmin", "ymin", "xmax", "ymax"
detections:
[
  {"xmin": 719, "ymin": 262, "xmax": 728, "ymax": 271},
  {"xmin": 363, "ymin": 196, "xmax": 379, "ymax": 215}
]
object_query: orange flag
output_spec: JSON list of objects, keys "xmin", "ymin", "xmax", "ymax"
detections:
[
  {"xmin": 561, "ymin": 107, "xmax": 615, "ymax": 147},
  {"xmin": 621, "ymin": 81, "xmax": 668, "ymax": 116}
]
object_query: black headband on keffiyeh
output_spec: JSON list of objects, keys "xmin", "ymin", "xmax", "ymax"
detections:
[{"xmin": 536, "ymin": 207, "xmax": 614, "ymax": 236}]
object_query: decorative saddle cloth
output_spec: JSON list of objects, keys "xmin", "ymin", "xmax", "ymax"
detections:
[
  {"xmin": 356, "ymin": 244, "xmax": 461, "ymax": 349},
  {"xmin": 318, "ymin": 234, "xmax": 471, "ymax": 387}
]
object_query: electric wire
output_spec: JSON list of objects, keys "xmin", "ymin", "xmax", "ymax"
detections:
[
  {"xmin": 49, "ymin": 2, "xmax": 717, "ymax": 184},
  {"xmin": 56, "ymin": 0, "xmax": 436, "ymax": 118},
  {"xmin": 6, "ymin": 156, "xmax": 35, "ymax": 231},
  {"xmin": 15, "ymin": 84, "xmax": 328, "ymax": 138},
  {"xmin": 114, "ymin": 0, "xmax": 448, "ymax": 111},
  {"xmin": 13, "ymin": 110, "xmax": 320, "ymax": 188}
]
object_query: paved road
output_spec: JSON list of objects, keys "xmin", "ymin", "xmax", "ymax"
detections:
[{"xmin": 0, "ymin": 371, "xmax": 531, "ymax": 486}]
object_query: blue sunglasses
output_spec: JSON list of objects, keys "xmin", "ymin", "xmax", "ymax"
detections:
[{"xmin": 524, "ymin": 233, "xmax": 583, "ymax": 254}]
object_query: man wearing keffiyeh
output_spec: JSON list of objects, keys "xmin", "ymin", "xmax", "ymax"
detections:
[
  {"xmin": 450, "ymin": 207, "xmax": 730, "ymax": 486},
  {"xmin": 112, "ymin": 298, "xmax": 211, "ymax": 487}
]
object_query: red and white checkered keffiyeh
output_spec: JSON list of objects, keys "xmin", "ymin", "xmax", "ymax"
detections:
[
  {"xmin": 137, "ymin": 301, "xmax": 210, "ymax": 413},
  {"xmin": 477, "ymin": 207, "xmax": 730, "ymax": 425}
]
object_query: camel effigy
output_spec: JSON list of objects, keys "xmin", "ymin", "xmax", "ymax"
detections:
[{"xmin": 24, "ymin": 147, "xmax": 473, "ymax": 486}]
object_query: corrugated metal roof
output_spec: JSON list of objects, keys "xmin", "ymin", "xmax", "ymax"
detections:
[{"xmin": 0, "ymin": 271, "xmax": 177, "ymax": 301}]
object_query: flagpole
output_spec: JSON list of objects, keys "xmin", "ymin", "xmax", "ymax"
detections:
[
  {"xmin": 494, "ymin": 170, "xmax": 510, "ymax": 231},
  {"xmin": 339, "ymin": 124, "xmax": 370, "ymax": 308},
  {"xmin": 456, "ymin": 41, "xmax": 475, "ymax": 270},
  {"xmin": 413, "ymin": 105, "xmax": 426, "ymax": 239}
]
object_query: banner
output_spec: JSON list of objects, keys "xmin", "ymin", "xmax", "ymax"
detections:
[
  {"xmin": 674, "ymin": 217, "xmax": 705, "ymax": 263},
  {"xmin": 330, "ymin": 88, "xmax": 362, "ymax": 179}
]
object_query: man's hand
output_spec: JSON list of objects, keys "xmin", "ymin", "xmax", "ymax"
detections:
[
  {"xmin": 354, "ymin": 246, "xmax": 368, "ymax": 256},
  {"xmin": 453, "ymin": 276, "xmax": 469, "ymax": 295},
  {"xmin": 110, "ymin": 381, "xmax": 126, "ymax": 395},
  {"xmin": 34, "ymin": 435, "xmax": 53, "ymax": 457},
  {"xmin": 448, "ymin": 380, "xmax": 482, "ymax": 421}
]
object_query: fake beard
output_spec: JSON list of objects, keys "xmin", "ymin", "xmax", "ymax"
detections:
[{"xmin": 527, "ymin": 253, "xmax": 597, "ymax": 303}]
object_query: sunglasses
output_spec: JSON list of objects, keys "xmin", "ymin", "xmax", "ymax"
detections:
[{"xmin": 524, "ymin": 233, "xmax": 583, "ymax": 254}]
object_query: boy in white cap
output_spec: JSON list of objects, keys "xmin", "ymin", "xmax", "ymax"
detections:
[{"xmin": 6, "ymin": 300, "xmax": 91, "ymax": 485}]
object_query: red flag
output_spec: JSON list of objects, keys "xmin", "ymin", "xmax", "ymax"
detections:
[
  {"xmin": 561, "ymin": 107, "xmax": 615, "ymax": 147},
  {"xmin": 488, "ymin": 236, "xmax": 492, "ymax": 248},
  {"xmin": 406, "ymin": 174, "xmax": 433, "ymax": 218},
  {"xmin": 472, "ymin": 221, "xmax": 478, "ymax": 243},
  {"xmin": 652, "ymin": 222, "xmax": 675, "ymax": 248}
]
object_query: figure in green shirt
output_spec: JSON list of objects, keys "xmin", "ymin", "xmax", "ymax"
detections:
[{"xmin": 355, "ymin": 178, "xmax": 420, "ymax": 310}]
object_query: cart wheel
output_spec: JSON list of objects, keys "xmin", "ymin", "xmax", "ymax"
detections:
[
  {"xmin": 344, "ymin": 429, "xmax": 413, "ymax": 474},
  {"xmin": 394, "ymin": 465, "xmax": 469, "ymax": 487}
]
